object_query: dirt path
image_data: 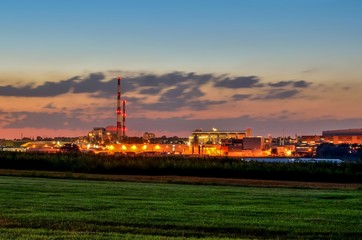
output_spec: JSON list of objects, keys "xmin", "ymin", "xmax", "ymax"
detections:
[{"xmin": 0, "ymin": 169, "xmax": 361, "ymax": 189}]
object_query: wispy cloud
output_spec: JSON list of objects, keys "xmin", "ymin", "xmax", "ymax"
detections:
[
  {"xmin": 232, "ymin": 94, "xmax": 252, "ymax": 101},
  {"xmin": 268, "ymin": 80, "xmax": 311, "ymax": 88},
  {"xmin": 214, "ymin": 76, "xmax": 263, "ymax": 88},
  {"xmin": 262, "ymin": 89, "xmax": 300, "ymax": 100}
]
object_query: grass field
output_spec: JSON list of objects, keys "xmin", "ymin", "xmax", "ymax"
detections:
[{"xmin": 0, "ymin": 176, "xmax": 361, "ymax": 239}]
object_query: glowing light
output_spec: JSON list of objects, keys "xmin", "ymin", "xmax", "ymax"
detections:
[
  {"xmin": 131, "ymin": 145, "xmax": 137, "ymax": 151},
  {"xmin": 108, "ymin": 145, "xmax": 115, "ymax": 151},
  {"xmin": 121, "ymin": 145, "xmax": 127, "ymax": 150},
  {"xmin": 155, "ymin": 145, "xmax": 161, "ymax": 150},
  {"xmin": 142, "ymin": 145, "xmax": 147, "ymax": 150}
]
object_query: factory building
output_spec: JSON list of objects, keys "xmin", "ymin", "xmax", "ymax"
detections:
[
  {"xmin": 143, "ymin": 132, "xmax": 156, "ymax": 142},
  {"xmin": 322, "ymin": 128, "xmax": 362, "ymax": 144},
  {"xmin": 188, "ymin": 128, "xmax": 271, "ymax": 157},
  {"xmin": 243, "ymin": 137, "xmax": 265, "ymax": 151},
  {"xmin": 300, "ymin": 135, "xmax": 322, "ymax": 145},
  {"xmin": 189, "ymin": 128, "xmax": 252, "ymax": 145},
  {"xmin": 88, "ymin": 127, "xmax": 112, "ymax": 144},
  {"xmin": 223, "ymin": 137, "xmax": 266, "ymax": 157},
  {"xmin": 299, "ymin": 129, "xmax": 362, "ymax": 145}
]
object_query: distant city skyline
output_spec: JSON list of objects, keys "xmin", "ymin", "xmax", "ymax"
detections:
[{"xmin": 1, "ymin": 0, "xmax": 362, "ymax": 139}]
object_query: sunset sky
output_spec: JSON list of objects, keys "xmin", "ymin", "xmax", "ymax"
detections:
[{"xmin": 1, "ymin": 0, "xmax": 362, "ymax": 139}]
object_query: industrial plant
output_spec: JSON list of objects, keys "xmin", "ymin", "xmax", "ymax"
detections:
[{"xmin": 1, "ymin": 76, "xmax": 362, "ymax": 160}]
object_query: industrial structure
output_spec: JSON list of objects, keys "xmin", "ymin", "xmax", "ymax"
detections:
[
  {"xmin": 188, "ymin": 128, "xmax": 271, "ymax": 156},
  {"xmin": 116, "ymin": 77, "xmax": 122, "ymax": 140},
  {"xmin": 116, "ymin": 76, "xmax": 126, "ymax": 141},
  {"xmin": 122, "ymin": 100, "xmax": 126, "ymax": 139},
  {"xmin": 189, "ymin": 128, "xmax": 252, "ymax": 145},
  {"xmin": 300, "ymin": 128, "xmax": 362, "ymax": 145},
  {"xmin": 143, "ymin": 132, "xmax": 156, "ymax": 142},
  {"xmin": 3, "ymin": 75, "xmax": 360, "ymax": 158},
  {"xmin": 322, "ymin": 128, "xmax": 362, "ymax": 144},
  {"xmin": 21, "ymin": 75, "xmax": 359, "ymax": 157}
]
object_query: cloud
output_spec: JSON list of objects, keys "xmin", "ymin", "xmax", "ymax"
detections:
[
  {"xmin": 268, "ymin": 81, "xmax": 291, "ymax": 88},
  {"xmin": 0, "ymin": 73, "xmax": 107, "ymax": 97},
  {"xmin": 0, "ymin": 72, "xmax": 312, "ymax": 104},
  {"xmin": 1, "ymin": 108, "xmax": 116, "ymax": 131},
  {"xmin": 1, "ymin": 69, "xmax": 361, "ymax": 140},
  {"xmin": 214, "ymin": 76, "xmax": 262, "ymax": 88},
  {"xmin": 293, "ymin": 80, "xmax": 311, "ymax": 88},
  {"xmin": 126, "ymin": 72, "xmax": 213, "ymax": 93},
  {"xmin": 3, "ymin": 112, "xmax": 87, "ymax": 130},
  {"xmin": 161, "ymin": 85, "xmax": 203, "ymax": 100},
  {"xmin": 268, "ymin": 80, "xmax": 311, "ymax": 88},
  {"xmin": 0, "ymin": 71, "xmax": 214, "ymax": 97},
  {"xmin": 139, "ymin": 83, "xmax": 208, "ymax": 111},
  {"xmin": 255, "ymin": 89, "xmax": 300, "ymax": 100},
  {"xmin": 188, "ymin": 100, "xmax": 227, "ymax": 110},
  {"xmin": 0, "ymin": 70, "xmax": 321, "ymax": 131},
  {"xmin": 302, "ymin": 68, "xmax": 319, "ymax": 74},
  {"xmin": 139, "ymin": 87, "xmax": 162, "ymax": 95},
  {"xmin": 232, "ymin": 94, "xmax": 252, "ymax": 101}
]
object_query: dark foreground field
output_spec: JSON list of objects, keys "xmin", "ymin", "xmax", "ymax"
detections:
[
  {"xmin": 1, "ymin": 152, "xmax": 362, "ymax": 183},
  {"xmin": 0, "ymin": 176, "xmax": 361, "ymax": 239}
]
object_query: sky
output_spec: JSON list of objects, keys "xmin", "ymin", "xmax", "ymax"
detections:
[{"xmin": 1, "ymin": 0, "xmax": 362, "ymax": 139}]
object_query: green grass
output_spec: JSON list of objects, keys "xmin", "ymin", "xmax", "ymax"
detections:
[{"xmin": 0, "ymin": 176, "xmax": 361, "ymax": 239}]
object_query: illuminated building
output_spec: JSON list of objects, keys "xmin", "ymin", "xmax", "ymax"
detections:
[
  {"xmin": 143, "ymin": 132, "xmax": 156, "ymax": 142},
  {"xmin": 111, "ymin": 143, "xmax": 188, "ymax": 155},
  {"xmin": 221, "ymin": 137, "xmax": 266, "ymax": 157},
  {"xmin": 271, "ymin": 145, "xmax": 296, "ymax": 157},
  {"xmin": 188, "ymin": 128, "xmax": 273, "ymax": 156},
  {"xmin": 189, "ymin": 128, "xmax": 252, "ymax": 145},
  {"xmin": 300, "ymin": 135, "xmax": 322, "ymax": 145},
  {"xmin": 88, "ymin": 127, "xmax": 111, "ymax": 144},
  {"xmin": 322, "ymin": 128, "xmax": 362, "ymax": 144}
]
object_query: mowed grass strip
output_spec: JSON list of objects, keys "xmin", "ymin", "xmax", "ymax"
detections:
[{"xmin": 0, "ymin": 176, "xmax": 361, "ymax": 239}]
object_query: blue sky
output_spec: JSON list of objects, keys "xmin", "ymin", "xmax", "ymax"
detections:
[{"xmin": 0, "ymin": 0, "xmax": 362, "ymax": 138}]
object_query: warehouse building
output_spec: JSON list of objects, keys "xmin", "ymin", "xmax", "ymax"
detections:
[{"xmin": 322, "ymin": 128, "xmax": 362, "ymax": 144}]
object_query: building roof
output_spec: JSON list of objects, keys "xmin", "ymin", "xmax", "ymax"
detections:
[{"xmin": 322, "ymin": 128, "xmax": 362, "ymax": 136}]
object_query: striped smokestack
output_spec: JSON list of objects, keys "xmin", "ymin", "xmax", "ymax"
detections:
[
  {"xmin": 116, "ymin": 76, "xmax": 122, "ymax": 140},
  {"xmin": 122, "ymin": 100, "xmax": 126, "ymax": 138}
]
